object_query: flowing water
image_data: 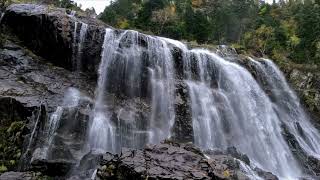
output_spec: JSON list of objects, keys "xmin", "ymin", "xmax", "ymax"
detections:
[
  {"xmin": 47, "ymin": 88, "xmax": 81, "ymax": 147},
  {"xmin": 0, "ymin": 13, "xmax": 4, "ymax": 24},
  {"xmin": 249, "ymin": 58, "xmax": 320, "ymax": 158},
  {"xmin": 238, "ymin": 160, "xmax": 263, "ymax": 180},
  {"xmin": 89, "ymin": 28, "xmax": 176, "ymax": 152},
  {"xmin": 52, "ymin": 26, "xmax": 320, "ymax": 179},
  {"xmin": 85, "ymin": 29, "xmax": 320, "ymax": 178},
  {"xmin": 73, "ymin": 22, "xmax": 88, "ymax": 71},
  {"xmin": 26, "ymin": 103, "xmax": 43, "ymax": 152},
  {"xmin": 89, "ymin": 29, "xmax": 117, "ymax": 152},
  {"xmin": 182, "ymin": 49, "xmax": 302, "ymax": 179}
]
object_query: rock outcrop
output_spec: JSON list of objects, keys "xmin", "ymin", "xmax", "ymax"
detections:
[
  {"xmin": 96, "ymin": 141, "xmax": 278, "ymax": 180},
  {"xmin": 0, "ymin": 38, "xmax": 94, "ymax": 174},
  {"xmin": 282, "ymin": 65, "xmax": 320, "ymax": 125},
  {"xmin": 1, "ymin": 4, "xmax": 106, "ymax": 75}
]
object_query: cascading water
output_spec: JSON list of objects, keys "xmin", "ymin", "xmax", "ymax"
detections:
[
  {"xmin": 249, "ymin": 58, "xmax": 320, "ymax": 158},
  {"xmin": 26, "ymin": 103, "xmax": 43, "ymax": 153},
  {"xmin": 0, "ymin": 12, "xmax": 4, "ymax": 24},
  {"xmin": 47, "ymin": 88, "xmax": 81, "ymax": 148},
  {"xmin": 73, "ymin": 22, "xmax": 88, "ymax": 71},
  {"xmin": 70, "ymin": 10, "xmax": 76, "ymax": 17},
  {"xmin": 89, "ymin": 29, "xmax": 117, "ymax": 152},
  {"xmin": 89, "ymin": 28, "xmax": 176, "ymax": 152},
  {"xmin": 43, "ymin": 22, "xmax": 320, "ymax": 179},
  {"xmin": 182, "ymin": 49, "xmax": 302, "ymax": 179}
]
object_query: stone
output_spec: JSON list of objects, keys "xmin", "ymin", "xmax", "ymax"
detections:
[
  {"xmin": 0, "ymin": 172, "xmax": 34, "ymax": 180},
  {"xmin": 96, "ymin": 141, "xmax": 277, "ymax": 180}
]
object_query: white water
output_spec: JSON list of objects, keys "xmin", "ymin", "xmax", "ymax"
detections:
[
  {"xmin": 239, "ymin": 160, "xmax": 264, "ymax": 180},
  {"xmin": 89, "ymin": 29, "xmax": 117, "ymax": 152},
  {"xmin": 26, "ymin": 104, "xmax": 43, "ymax": 152},
  {"xmin": 249, "ymin": 58, "xmax": 320, "ymax": 159},
  {"xmin": 0, "ymin": 13, "xmax": 4, "ymax": 24},
  {"xmin": 70, "ymin": 10, "xmax": 76, "ymax": 17},
  {"xmin": 64, "ymin": 26, "xmax": 320, "ymax": 179},
  {"xmin": 183, "ymin": 49, "xmax": 302, "ymax": 179},
  {"xmin": 47, "ymin": 88, "xmax": 81, "ymax": 147},
  {"xmin": 89, "ymin": 28, "xmax": 176, "ymax": 152},
  {"xmin": 73, "ymin": 22, "xmax": 88, "ymax": 71}
]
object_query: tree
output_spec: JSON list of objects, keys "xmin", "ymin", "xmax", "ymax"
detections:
[
  {"xmin": 151, "ymin": 5, "xmax": 177, "ymax": 34},
  {"xmin": 244, "ymin": 25, "xmax": 275, "ymax": 55}
]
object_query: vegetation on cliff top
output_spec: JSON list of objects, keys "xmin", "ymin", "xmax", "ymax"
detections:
[
  {"xmin": 1, "ymin": 0, "xmax": 320, "ymax": 65},
  {"xmin": 100, "ymin": 0, "xmax": 320, "ymax": 64}
]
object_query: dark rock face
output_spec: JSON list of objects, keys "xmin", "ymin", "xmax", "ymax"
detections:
[
  {"xmin": 0, "ymin": 39, "xmax": 95, "ymax": 175},
  {"xmin": 2, "ymin": 4, "xmax": 73, "ymax": 69},
  {"xmin": 96, "ymin": 141, "xmax": 277, "ymax": 180},
  {"xmin": 283, "ymin": 67, "xmax": 320, "ymax": 125},
  {"xmin": 1, "ymin": 4, "xmax": 106, "ymax": 75},
  {"xmin": 0, "ymin": 97, "xmax": 34, "ymax": 172},
  {"xmin": 172, "ymin": 81, "xmax": 193, "ymax": 142}
]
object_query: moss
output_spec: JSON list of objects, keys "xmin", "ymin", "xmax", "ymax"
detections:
[
  {"xmin": 0, "ymin": 164, "xmax": 8, "ymax": 173},
  {"xmin": 223, "ymin": 170, "xmax": 230, "ymax": 177},
  {"xmin": 7, "ymin": 121, "xmax": 25, "ymax": 134},
  {"xmin": 0, "ymin": 119, "xmax": 26, "ymax": 171}
]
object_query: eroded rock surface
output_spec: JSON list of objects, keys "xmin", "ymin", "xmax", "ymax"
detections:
[
  {"xmin": 0, "ymin": 39, "xmax": 94, "ymax": 174},
  {"xmin": 96, "ymin": 141, "xmax": 277, "ymax": 180}
]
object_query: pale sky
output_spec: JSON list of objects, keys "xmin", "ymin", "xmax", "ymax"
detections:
[
  {"xmin": 74, "ymin": 0, "xmax": 275, "ymax": 15},
  {"xmin": 73, "ymin": 0, "xmax": 110, "ymax": 14}
]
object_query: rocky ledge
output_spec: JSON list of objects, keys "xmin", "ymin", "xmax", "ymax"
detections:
[{"xmin": 95, "ymin": 141, "xmax": 277, "ymax": 180}]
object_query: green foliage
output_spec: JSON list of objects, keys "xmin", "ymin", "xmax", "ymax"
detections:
[
  {"xmin": 99, "ymin": 0, "xmax": 320, "ymax": 64},
  {"xmin": 0, "ymin": 164, "xmax": 8, "ymax": 173},
  {"xmin": 244, "ymin": 25, "xmax": 275, "ymax": 55}
]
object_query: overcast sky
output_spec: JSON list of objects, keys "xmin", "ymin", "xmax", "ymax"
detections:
[
  {"xmin": 73, "ymin": 0, "xmax": 110, "ymax": 14},
  {"xmin": 73, "ymin": 0, "xmax": 275, "ymax": 14}
]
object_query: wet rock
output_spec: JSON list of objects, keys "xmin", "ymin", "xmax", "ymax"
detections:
[
  {"xmin": 2, "ymin": 4, "xmax": 106, "ymax": 74},
  {"xmin": 172, "ymin": 81, "xmax": 193, "ymax": 143},
  {"xmin": 0, "ymin": 38, "xmax": 95, "ymax": 172},
  {"xmin": 284, "ymin": 67, "xmax": 320, "ymax": 125},
  {"xmin": 205, "ymin": 147, "xmax": 250, "ymax": 166},
  {"xmin": 306, "ymin": 155, "xmax": 320, "ymax": 176},
  {"xmin": 96, "ymin": 141, "xmax": 276, "ymax": 180},
  {"xmin": 30, "ymin": 157, "xmax": 76, "ymax": 176},
  {"xmin": 254, "ymin": 168, "xmax": 279, "ymax": 180},
  {"xmin": 0, "ymin": 97, "xmax": 34, "ymax": 172},
  {"xmin": 0, "ymin": 171, "xmax": 46, "ymax": 180}
]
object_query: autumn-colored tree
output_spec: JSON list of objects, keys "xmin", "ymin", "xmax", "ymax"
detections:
[
  {"xmin": 151, "ymin": 5, "xmax": 177, "ymax": 34},
  {"xmin": 244, "ymin": 25, "xmax": 275, "ymax": 55}
]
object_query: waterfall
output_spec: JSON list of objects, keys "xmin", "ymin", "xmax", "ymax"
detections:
[
  {"xmin": 89, "ymin": 28, "xmax": 176, "ymax": 152},
  {"xmin": 26, "ymin": 104, "xmax": 43, "ymax": 152},
  {"xmin": 47, "ymin": 88, "xmax": 81, "ymax": 147},
  {"xmin": 147, "ymin": 36, "xmax": 175, "ymax": 143},
  {"xmin": 89, "ymin": 28, "xmax": 117, "ymax": 152},
  {"xmin": 73, "ymin": 22, "xmax": 88, "ymax": 71},
  {"xmin": 238, "ymin": 160, "xmax": 263, "ymax": 180},
  {"xmin": 182, "ymin": 49, "xmax": 302, "ymax": 179},
  {"xmin": 41, "ymin": 23, "xmax": 320, "ymax": 179},
  {"xmin": 249, "ymin": 58, "xmax": 320, "ymax": 158},
  {"xmin": 70, "ymin": 10, "xmax": 76, "ymax": 17},
  {"xmin": 0, "ymin": 13, "xmax": 4, "ymax": 24}
]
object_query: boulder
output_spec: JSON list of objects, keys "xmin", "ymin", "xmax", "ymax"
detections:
[{"xmin": 96, "ymin": 141, "xmax": 277, "ymax": 180}]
